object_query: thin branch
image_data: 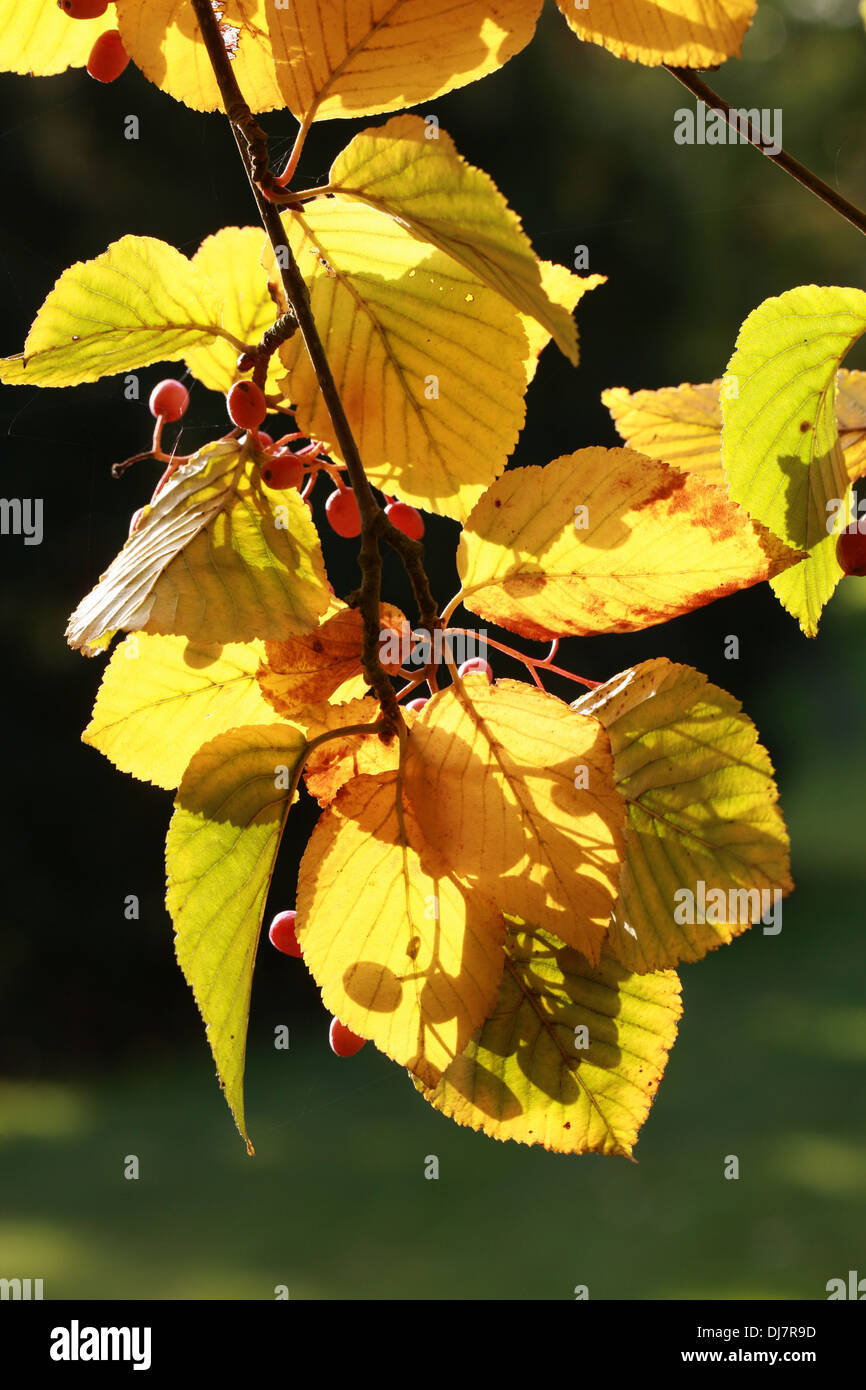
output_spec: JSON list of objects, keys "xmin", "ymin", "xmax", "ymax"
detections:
[
  {"xmin": 665, "ymin": 66, "xmax": 866, "ymax": 238},
  {"xmin": 190, "ymin": 0, "xmax": 406, "ymax": 732}
]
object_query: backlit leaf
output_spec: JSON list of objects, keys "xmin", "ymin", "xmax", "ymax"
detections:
[
  {"xmin": 83, "ymin": 633, "xmax": 276, "ymax": 790},
  {"xmin": 554, "ymin": 0, "xmax": 756, "ymax": 67},
  {"xmin": 574, "ymin": 660, "xmax": 793, "ymax": 972},
  {"xmin": 0, "ymin": 236, "xmax": 229, "ymax": 387},
  {"xmin": 184, "ymin": 227, "xmax": 286, "ymax": 396},
  {"xmin": 167, "ymin": 724, "xmax": 307, "ymax": 1150},
  {"xmin": 259, "ymin": 602, "xmax": 405, "ymax": 720},
  {"xmin": 721, "ymin": 285, "xmax": 866, "ymax": 636},
  {"xmin": 299, "ymin": 697, "xmax": 405, "ymax": 806},
  {"xmin": 276, "ymin": 198, "xmax": 530, "ymax": 521},
  {"xmin": 116, "ymin": 0, "xmax": 542, "ymax": 117},
  {"xmin": 327, "ymin": 115, "xmax": 578, "ymax": 362},
  {"xmin": 457, "ymin": 447, "xmax": 800, "ymax": 641},
  {"xmin": 418, "ymin": 923, "xmax": 682, "ymax": 1157},
  {"xmin": 296, "ymin": 770, "xmax": 506, "ymax": 1087},
  {"xmin": 602, "ymin": 380, "xmax": 725, "ymax": 484},
  {"xmin": 67, "ymin": 439, "xmax": 329, "ymax": 654},
  {"xmin": 0, "ymin": 0, "xmax": 105, "ymax": 76},
  {"xmin": 404, "ymin": 678, "xmax": 625, "ymax": 964}
]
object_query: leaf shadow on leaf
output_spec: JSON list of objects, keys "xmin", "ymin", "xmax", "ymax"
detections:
[
  {"xmin": 405, "ymin": 708, "xmax": 624, "ymax": 964},
  {"xmin": 773, "ymin": 449, "xmax": 845, "ymax": 551}
]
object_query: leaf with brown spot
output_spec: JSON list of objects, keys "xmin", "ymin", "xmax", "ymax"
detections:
[{"xmin": 258, "ymin": 602, "xmax": 405, "ymax": 719}]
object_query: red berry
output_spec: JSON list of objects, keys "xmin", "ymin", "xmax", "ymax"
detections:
[
  {"xmin": 325, "ymin": 488, "xmax": 362, "ymax": 539},
  {"xmin": 405, "ymin": 697, "xmax": 428, "ymax": 712},
  {"xmin": 329, "ymin": 1017, "xmax": 366, "ymax": 1058},
  {"xmin": 58, "ymin": 0, "xmax": 108, "ymax": 16},
  {"xmin": 87, "ymin": 30, "xmax": 129, "ymax": 83},
  {"xmin": 268, "ymin": 910, "xmax": 303, "ymax": 958},
  {"xmin": 386, "ymin": 501, "xmax": 425, "ymax": 540},
  {"xmin": 836, "ymin": 527, "xmax": 866, "ymax": 576},
  {"xmin": 236, "ymin": 351, "xmax": 256, "ymax": 374},
  {"xmin": 227, "ymin": 380, "xmax": 267, "ymax": 431},
  {"xmin": 148, "ymin": 378, "xmax": 189, "ymax": 423},
  {"xmin": 458, "ymin": 657, "xmax": 492, "ymax": 681},
  {"xmin": 256, "ymin": 431, "xmax": 274, "ymax": 451},
  {"xmin": 262, "ymin": 450, "xmax": 304, "ymax": 491}
]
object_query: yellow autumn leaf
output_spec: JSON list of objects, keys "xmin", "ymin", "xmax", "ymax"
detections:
[
  {"xmin": 67, "ymin": 439, "xmax": 329, "ymax": 654},
  {"xmin": 418, "ymin": 924, "xmax": 682, "ymax": 1157},
  {"xmin": 0, "ymin": 0, "xmax": 106, "ymax": 76},
  {"xmin": 258, "ymin": 602, "xmax": 405, "ymax": 720},
  {"xmin": 83, "ymin": 633, "xmax": 278, "ymax": 790},
  {"xmin": 116, "ymin": 0, "xmax": 542, "ymax": 117},
  {"xmin": 457, "ymin": 447, "xmax": 801, "ymax": 641},
  {"xmin": 0, "ymin": 236, "xmax": 230, "ymax": 388},
  {"xmin": 837, "ymin": 369, "xmax": 866, "ymax": 482},
  {"xmin": 604, "ymin": 371, "xmax": 866, "ymax": 488},
  {"xmin": 554, "ymin": 0, "xmax": 756, "ymax": 68},
  {"xmin": 275, "ymin": 198, "xmax": 530, "ymax": 521},
  {"xmin": 184, "ymin": 227, "xmax": 286, "ymax": 396},
  {"xmin": 574, "ymin": 660, "xmax": 793, "ymax": 972},
  {"xmin": 403, "ymin": 678, "xmax": 625, "ymax": 964},
  {"xmin": 602, "ymin": 380, "xmax": 725, "ymax": 484},
  {"xmin": 296, "ymin": 770, "xmax": 506, "ymax": 1087},
  {"xmin": 326, "ymin": 115, "xmax": 579, "ymax": 362}
]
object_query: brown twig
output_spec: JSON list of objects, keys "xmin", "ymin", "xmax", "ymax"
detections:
[{"xmin": 665, "ymin": 66, "xmax": 866, "ymax": 238}]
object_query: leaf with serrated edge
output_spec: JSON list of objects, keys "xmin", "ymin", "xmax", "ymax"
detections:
[
  {"xmin": 553, "ymin": 0, "xmax": 755, "ymax": 67},
  {"xmin": 116, "ymin": 0, "xmax": 542, "ymax": 118},
  {"xmin": 603, "ymin": 381, "xmax": 725, "ymax": 484},
  {"xmin": 722, "ymin": 285, "xmax": 866, "ymax": 636},
  {"xmin": 83, "ymin": 634, "xmax": 278, "ymax": 790},
  {"xmin": 274, "ymin": 198, "xmax": 530, "ymax": 522},
  {"xmin": 166, "ymin": 724, "xmax": 308, "ymax": 1151},
  {"xmin": 296, "ymin": 770, "xmax": 506, "ymax": 1087},
  {"xmin": 418, "ymin": 924, "xmax": 682, "ymax": 1157},
  {"xmin": 300, "ymin": 697, "xmax": 421, "ymax": 806},
  {"xmin": 404, "ymin": 678, "xmax": 625, "ymax": 963},
  {"xmin": 67, "ymin": 439, "xmax": 329, "ymax": 655},
  {"xmin": 327, "ymin": 116, "xmax": 578, "ymax": 362},
  {"xmin": 0, "ymin": 236, "xmax": 230, "ymax": 387},
  {"xmin": 574, "ymin": 660, "xmax": 792, "ymax": 973},
  {"xmin": 457, "ymin": 447, "xmax": 801, "ymax": 641}
]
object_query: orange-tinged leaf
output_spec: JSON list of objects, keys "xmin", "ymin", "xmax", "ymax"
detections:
[
  {"xmin": 296, "ymin": 771, "xmax": 506, "ymax": 1087},
  {"xmin": 417, "ymin": 925, "xmax": 682, "ymax": 1157},
  {"xmin": 554, "ymin": 0, "xmax": 756, "ymax": 68},
  {"xmin": 457, "ymin": 447, "xmax": 802, "ymax": 641},
  {"xmin": 259, "ymin": 602, "xmax": 404, "ymax": 719},
  {"xmin": 404, "ymin": 678, "xmax": 625, "ymax": 964},
  {"xmin": 267, "ymin": 0, "xmax": 544, "ymax": 122},
  {"xmin": 574, "ymin": 660, "xmax": 792, "ymax": 973},
  {"xmin": 116, "ymin": 0, "xmax": 542, "ymax": 117},
  {"xmin": 602, "ymin": 380, "xmax": 725, "ymax": 484},
  {"xmin": 0, "ymin": 0, "xmax": 106, "ymax": 76},
  {"xmin": 299, "ymin": 698, "xmax": 404, "ymax": 806}
]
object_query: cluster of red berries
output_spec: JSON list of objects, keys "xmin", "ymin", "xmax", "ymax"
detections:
[
  {"xmin": 268, "ymin": 911, "xmax": 366, "ymax": 1058},
  {"xmin": 58, "ymin": 2, "xmax": 130, "ymax": 83}
]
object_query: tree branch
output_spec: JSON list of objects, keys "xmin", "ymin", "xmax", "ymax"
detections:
[{"xmin": 665, "ymin": 65, "xmax": 866, "ymax": 238}]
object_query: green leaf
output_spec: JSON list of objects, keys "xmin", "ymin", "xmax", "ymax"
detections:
[
  {"xmin": 83, "ymin": 633, "xmax": 277, "ymax": 790},
  {"xmin": 574, "ymin": 659, "xmax": 793, "ymax": 972},
  {"xmin": 417, "ymin": 922, "xmax": 682, "ymax": 1157},
  {"xmin": 66, "ymin": 439, "xmax": 330, "ymax": 655},
  {"xmin": 0, "ymin": 236, "xmax": 234, "ymax": 387},
  {"xmin": 166, "ymin": 724, "xmax": 308, "ymax": 1152},
  {"xmin": 327, "ymin": 115, "xmax": 578, "ymax": 362},
  {"xmin": 721, "ymin": 284, "xmax": 866, "ymax": 635}
]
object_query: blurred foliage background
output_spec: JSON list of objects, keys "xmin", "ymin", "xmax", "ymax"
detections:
[{"xmin": 0, "ymin": 0, "xmax": 864, "ymax": 1299}]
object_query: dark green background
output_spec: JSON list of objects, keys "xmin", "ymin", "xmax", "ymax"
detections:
[{"xmin": 0, "ymin": 0, "xmax": 864, "ymax": 1299}]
